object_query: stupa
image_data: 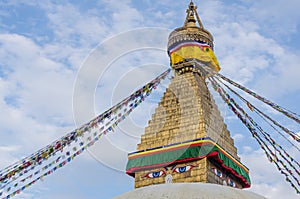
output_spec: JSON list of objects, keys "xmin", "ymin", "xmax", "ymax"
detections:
[{"xmin": 117, "ymin": 2, "xmax": 265, "ymax": 199}]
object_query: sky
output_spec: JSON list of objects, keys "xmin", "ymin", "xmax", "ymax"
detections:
[{"xmin": 0, "ymin": 0, "xmax": 300, "ymax": 198}]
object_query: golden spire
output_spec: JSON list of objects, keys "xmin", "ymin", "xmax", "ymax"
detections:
[
  {"xmin": 184, "ymin": 1, "xmax": 204, "ymax": 28},
  {"xmin": 167, "ymin": 2, "xmax": 220, "ymax": 73}
]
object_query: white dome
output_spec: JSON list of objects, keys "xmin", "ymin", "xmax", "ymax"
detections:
[{"xmin": 114, "ymin": 183, "xmax": 266, "ymax": 199}]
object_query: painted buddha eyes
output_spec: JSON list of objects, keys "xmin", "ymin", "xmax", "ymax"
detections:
[
  {"xmin": 215, "ymin": 169, "xmax": 223, "ymax": 178},
  {"xmin": 145, "ymin": 170, "xmax": 165, "ymax": 178},
  {"xmin": 228, "ymin": 179, "xmax": 236, "ymax": 187},
  {"xmin": 211, "ymin": 167, "xmax": 237, "ymax": 187},
  {"xmin": 144, "ymin": 165, "xmax": 195, "ymax": 178},
  {"xmin": 211, "ymin": 167, "xmax": 223, "ymax": 178},
  {"xmin": 173, "ymin": 165, "xmax": 194, "ymax": 173}
]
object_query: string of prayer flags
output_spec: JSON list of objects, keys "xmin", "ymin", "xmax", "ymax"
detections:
[
  {"xmin": 216, "ymin": 78, "xmax": 300, "ymax": 145},
  {"xmin": 209, "ymin": 76, "xmax": 300, "ymax": 194},
  {"xmin": 216, "ymin": 73, "xmax": 300, "ymax": 124},
  {"xmin": 212, "ymin": 77, "xmax": 300, "ymax": 178},
  {"xmin": 0, "ymin": 69, "xmax": 171, "ymax": 198}
]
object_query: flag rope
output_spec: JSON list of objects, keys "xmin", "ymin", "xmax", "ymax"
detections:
[
  {"xmin": 0, "ymin": 69, "xmax": 171, "ymax": 198},
  {"xmin": 215, "ymin": 77, "xmax": 300, "ymax": 145},
  {"xmin": 209, "ymin": 76, "xmax": 300, "ymax": 194},
  {"xmin": 215, "ymin": 73, "xmax": 300, "ymax": 124}
]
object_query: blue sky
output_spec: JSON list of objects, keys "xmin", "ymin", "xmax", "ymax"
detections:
[{"xmin": 0, "ymin": 0, "xmax": 300, "ymax": 198}]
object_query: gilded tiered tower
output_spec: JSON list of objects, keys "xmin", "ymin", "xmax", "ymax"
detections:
[{"xmin": 126, "ymin": 2, "xmax": 251, "ymax": 190}]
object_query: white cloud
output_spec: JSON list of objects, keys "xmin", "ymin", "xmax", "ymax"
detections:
[
  {"xmin": 232, "ymin": 133, "xmax": 244, "ymax": 142},
  {"xmin": 253, "ymin": 51, "xmax": 300, "ymax": 98},
  {"xmin": 0, "ymin": 34, "xmax": 74, "ymax": 124},
  {"xmin": 0, "ymin": 146, "xmax": 20, "ymax": 169},
  {"xmin": 45, "ymin": 3, "xmax": 108, "ymax": 44},
  {"xmin": 248, "ymin": 0, "xmax": 300, "ymax": 36}
]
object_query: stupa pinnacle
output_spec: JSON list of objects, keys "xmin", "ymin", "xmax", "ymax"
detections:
[{"xmin": 167, "ymin": 1, "xmax": 219, "ymax": 72}]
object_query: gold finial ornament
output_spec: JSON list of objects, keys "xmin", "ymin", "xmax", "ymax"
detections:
[
  {"xmin": 168, "ymin": 1, "xmax": 213, "ymax": 49},
  {"xmin": 184, "ymin": 1, "xmax": 202, "ymax": 28},
  {"xmin": 167, "ymin": 1, "xmax": 220, "ymax": 72}
]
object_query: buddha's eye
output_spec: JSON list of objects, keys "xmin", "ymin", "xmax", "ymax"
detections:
[
  {"xmin": 173, "ymin": 165, "xmax": 194, "ymax": 173},
  {"xmin": 228, "ymin": 179, "xmax": 236, "ymax": 187},
  {"xmin": 212, "ymin": 168, "xmax": 223, "ymax": 178},
  {"xmin": 144, "ymin": 170, "xmax": 165, "ymax": 178}
]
